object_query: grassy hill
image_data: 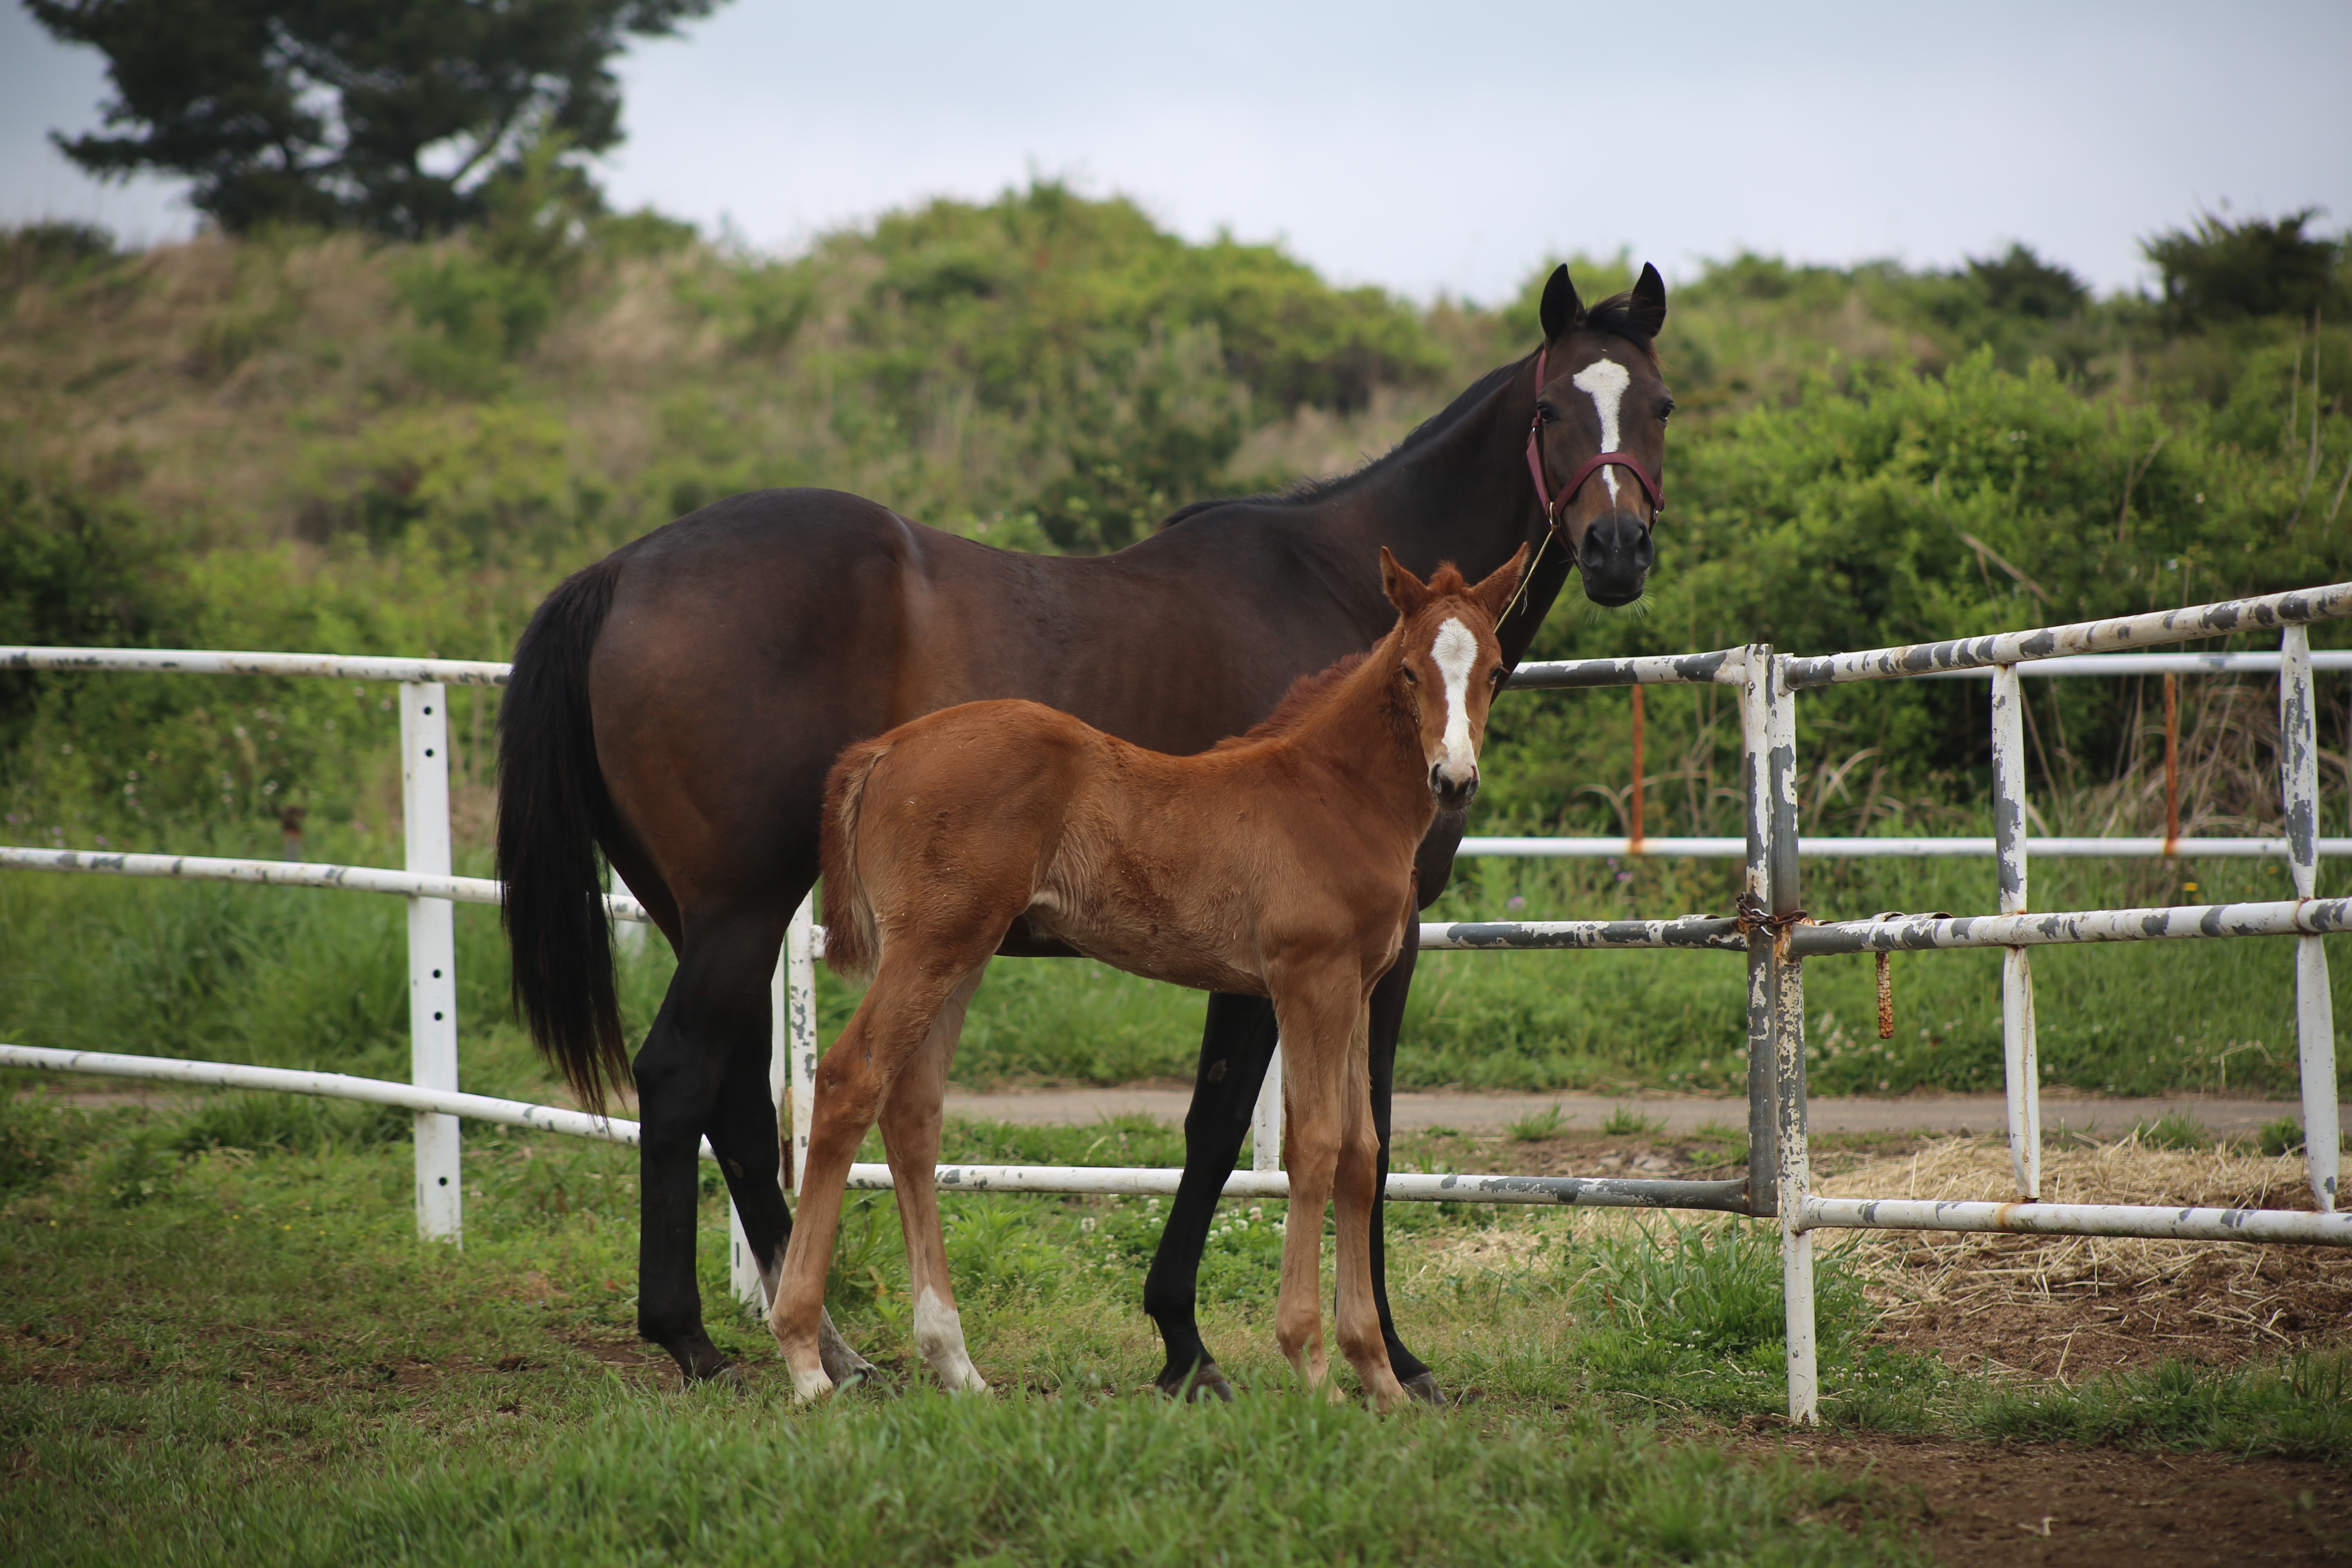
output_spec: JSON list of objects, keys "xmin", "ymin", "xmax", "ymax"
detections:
[{"xmin": 4, "ymin": 188, "xmax": 2350, "ymax": 1097}]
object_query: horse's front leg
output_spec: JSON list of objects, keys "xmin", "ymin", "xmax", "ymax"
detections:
[
  {"xmin": 1366, "ymin": 816, "xmax": 1468, "ymax": 1406},
  {"xmin": 1142, "ymin": 991, "xmax": 1279, "ymax": 1401},
  {"xmin": 1333, "ymin": 1000, "xmax": 1407, "ymax": 1412}
]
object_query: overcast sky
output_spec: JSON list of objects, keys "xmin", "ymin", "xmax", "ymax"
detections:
[{"xmin": 4, "ymin": 0, "xmax": 2348, "ymax": 304}]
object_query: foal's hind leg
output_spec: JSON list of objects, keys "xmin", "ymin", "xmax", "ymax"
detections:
[
  {"xmin": 878, "ymin": 962, "xmax": 991, "ymax": 1394},
  {"xmin": 770, "ymin": 954, "xmax": 980, "ymax": 1400}
]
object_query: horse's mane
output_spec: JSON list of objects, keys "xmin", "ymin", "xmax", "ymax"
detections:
[
  {"xmin": 1208, "ymin": 561, "xmax": 1477, "ymax": 751},
  {"xmin": 1157, "ymin": 292, "xmax": 1657, "ymax": 533},
  {"xmin": 1211, "ymin": 653, "xmax": 1371, "ymax": 751}
]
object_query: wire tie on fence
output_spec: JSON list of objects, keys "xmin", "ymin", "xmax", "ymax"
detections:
[{"xmin": 1733, "ymin": 893, "xmax": 1813, "ymax": 958}]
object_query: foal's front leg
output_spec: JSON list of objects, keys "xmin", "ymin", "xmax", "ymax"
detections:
[
  {"xmin": 1332, "ymin": 1002, "xmax": 1407, "ymax": 1412},
  {"xmin": 1268, "ymin": 972, "xmax": 1359, "ymax": 1400}
]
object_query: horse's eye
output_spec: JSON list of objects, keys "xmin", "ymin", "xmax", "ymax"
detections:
[
  {"xmin": 1401, "ymin": 667, "xmax": 1419, "ymax": 685},
  {"xmin": 1535, "ymin": 401, "xmax": 1557, "ymax": 425},
  {"xmin": 1488, "ymin": 667, "xmax": 1506, "ymax": 687},
  {"xmin": 1658, "ymin": 397, "xmax": 1676, "ymax": 421}
]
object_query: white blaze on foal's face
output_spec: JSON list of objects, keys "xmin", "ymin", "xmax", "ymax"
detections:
[
  {"xmin": 1430, "ymin": 616, "xmax": 1480, "ymax": 787},
  {"xmin": 1569, "ymin": 356, "xmax": 1632, "ymax": 506}
]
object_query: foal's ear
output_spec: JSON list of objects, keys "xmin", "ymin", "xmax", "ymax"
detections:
[
  {"xmin": 1380, "ymin": 546, "xmax": 1432, "ymax": 615},
  {"xmin": 1469, "ymin": 543, "xmax": 1531, "ymax": 624},
  {"xmin": 1627, "ymin": 262, "xmax": 1668, "ymax": 339},
  {"xmin": 1539, "ymin": 263, "xmax": 1583, "ymax": 342}
]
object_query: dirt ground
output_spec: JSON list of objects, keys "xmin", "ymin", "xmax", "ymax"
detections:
[{"xmin": 1744, "ymin": 1430, "xmax": 2352, "ymax": 1566}]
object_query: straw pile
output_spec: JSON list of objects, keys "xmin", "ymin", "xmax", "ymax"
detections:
[{"xmin": 1816, "ymin": 1135, "xmax": 2352, "ymax": 1377}]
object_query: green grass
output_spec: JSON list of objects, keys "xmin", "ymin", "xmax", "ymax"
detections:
[
  {"xmin": 4, "ymin": 1094, "xmax": 2348, "ymax": 1564},
  {"xmin": 1505, "ymin": 1102, "xmax": 1566, "ymax": 1141}
]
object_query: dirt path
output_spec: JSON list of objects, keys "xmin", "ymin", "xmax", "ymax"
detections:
[{"xmin": 1744, "ymin": 1430, "xmax": 2351, "ymax": 1566}]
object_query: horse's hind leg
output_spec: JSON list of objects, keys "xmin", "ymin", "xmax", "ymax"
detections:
[
  {"xmin": 633, "ymin": 911, "xmax": 788, "ymax": 1383},
  {"xmin": 878, "ymin": 960, "xmax": 991, "ymax": 1394},
  {"xmin": 1142, "ymin": 992, "xmax": 1280, "ymax": 1401}
]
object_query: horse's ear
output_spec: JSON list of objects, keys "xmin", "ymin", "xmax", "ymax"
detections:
[
  {"xmin": 1538, "ymin": 264, "xmax": 1582, "ymax": 342},
  {"xmin": 1469, "ymin": 543, "xmax": 1531, "ymax": 624},
  {"xmin": 1626, "ymin": 262, "xmax": 1668, "ymax": 339},
  {"xmin": 1380, "ymin": 546, "xmax": 1432, "ymax": 615}
]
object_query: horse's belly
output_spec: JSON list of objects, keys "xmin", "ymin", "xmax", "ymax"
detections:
[{"xmin": 1025, "ymin": 900, "xmax": 1264, "ymax": 997}]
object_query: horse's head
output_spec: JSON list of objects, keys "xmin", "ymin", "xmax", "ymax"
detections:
[
  {"xmin": 1528, "ymin": 262, "xmax": 1671, "ymax": 607},
  {"xmin": 1379, "ymin": 543, "xmax": 1528, "ymax": 811}
]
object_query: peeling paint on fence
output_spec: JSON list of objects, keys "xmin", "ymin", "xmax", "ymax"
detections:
[
  {"xmin": 1803, "ymin": 1194, "xmax": 2352, "ymax": 1246},
  {"xmin": 1781, "ymin": 581, "xmax": 2352, "ymax": 687}
]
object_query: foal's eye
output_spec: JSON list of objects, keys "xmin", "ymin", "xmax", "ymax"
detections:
[
  {"xmin": 1401, "ymin": 668, "xmax": 1419, "ymax": 685},
  {"xmin": 1488, "ymin": 668, "xmax": 1506, "ymax": 687}
]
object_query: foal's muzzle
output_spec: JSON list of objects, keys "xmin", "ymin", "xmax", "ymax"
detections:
[
  {"xmin": 1431, "ymin": 764, "xmax": 1479, "ymax": 812},
  {"xmin": 1578, "ymin": 512, "xmax": 1655, "ymax": 607}
]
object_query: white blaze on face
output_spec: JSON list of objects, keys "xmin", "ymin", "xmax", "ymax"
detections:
[
  {"xmin": 1570, "ymin": 356, "xmax": 1631, "ymax": 505},
  {"xmin": 1430, "ymin": 616, "xmax": 1480, "ymax": 786}
]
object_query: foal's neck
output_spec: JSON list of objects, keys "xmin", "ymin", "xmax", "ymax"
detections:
[{"xmin": 1274, "ymin": 627, "xmax": 1452, "ymax": 835}]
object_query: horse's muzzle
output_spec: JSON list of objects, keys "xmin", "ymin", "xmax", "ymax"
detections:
[
  {"xmin": 1578, "ymin": 512, "xmax": 1655, "ymax": 606},
  {"xmin": 1431, "ymin": 764, "xmax": 1479, "ymax": 812}
]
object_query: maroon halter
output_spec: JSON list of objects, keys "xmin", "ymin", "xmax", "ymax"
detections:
[{"xmin": 1523, "ymin": 345, "xmax": 1664, "ymax": 530}]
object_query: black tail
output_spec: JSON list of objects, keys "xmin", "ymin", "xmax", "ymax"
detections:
[{"xmin": 497, "ymin": 557, "xmax": 629, "ymax": 1114}]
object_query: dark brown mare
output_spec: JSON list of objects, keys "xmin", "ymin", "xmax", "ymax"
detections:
[
  {"xmin": 496, "ymin": 263, "xmax": 1672, "ymax": 1400},
  {"xmin": 773, "ymin": 550, "xmax": 1524, "ymax": 1408}
]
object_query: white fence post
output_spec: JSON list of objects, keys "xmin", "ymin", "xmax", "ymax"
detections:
[
  {"xmin": 1252, "ymin": 1043, "xmax": 1284, "ymax": 1172},
  {"xmin": 1765, "ymin": 654, "xmax": 1817, "ymax": 1425},
  {"xmin": 786, "ymin": 895, "xmax": 817, "ymax": 1193},
  {"xmin": 2282, "ymin": 625, "xmax": 2340, "ymax": 1210},
  {"xmin": 1742, "ymin": 646, "xmax": 1777, "ymax": 1218},
  {"xmin": 732, "ymin": 895, "xmax": 816, "ymax": 1310},
  {"xmin": 1990, "ymin": 665, "xmax": 2042, "ymax": 1200},
  {"xmin": 400, "ymin": 682, "xmax": 461, "ymax": 1241}
]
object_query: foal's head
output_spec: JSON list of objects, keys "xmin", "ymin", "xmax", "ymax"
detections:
[
  {"xmin": 1529, "ymin": 262, "xmax": 1671, "ymax": 608},
  {"xmin": 1378, "ymin": 544, "xmax": 1527, "ymax": 812}
]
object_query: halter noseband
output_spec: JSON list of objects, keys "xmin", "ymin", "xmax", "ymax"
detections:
[{"xmin": 1523, "ymin": 345, "xmax": 1664, "ymax": 530}]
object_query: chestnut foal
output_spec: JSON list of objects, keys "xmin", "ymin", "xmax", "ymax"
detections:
[{"xmin": 768, "ymin": 546, "xmax": 1525, "ymax": 1407}]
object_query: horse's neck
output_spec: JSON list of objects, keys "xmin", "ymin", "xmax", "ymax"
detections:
[{"xmin": 1290, "ymin": 354, "xmax": 1572, "ymax": 667}]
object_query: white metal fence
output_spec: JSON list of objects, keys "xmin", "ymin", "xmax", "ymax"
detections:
[{"xmin": 6, "ymin": 581, "xmax": 2352, "ymax": 1420}]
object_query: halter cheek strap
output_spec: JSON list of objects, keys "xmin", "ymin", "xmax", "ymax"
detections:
[{"xmin": 1523, "ymin": 345, "xmax": 1665, "ymax": 528}]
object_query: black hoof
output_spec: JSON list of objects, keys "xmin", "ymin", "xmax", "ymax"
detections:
[
  {"xmin": 1158, "ymin": 1362, "xmax": 1235, "ymax": 1403},
  {"xmin": 1400, "ymin": 1371, "xmax": 1445, "ymax": 1407},
  {"xmin": 686, "ymin": 1361, "xmax": 748, "ymax": 1392}
]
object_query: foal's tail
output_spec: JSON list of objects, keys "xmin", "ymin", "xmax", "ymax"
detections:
[
  {"xmin": 817, "ymin": 737, "xmax": 893, "ymax": 981},
  {"xmin": 496, "ymin": 557, "xmax": 629, "ymax": 1114}
]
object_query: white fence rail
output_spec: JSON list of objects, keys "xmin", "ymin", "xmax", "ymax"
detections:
[{"xmin": 4, "ymin": 579, "xmax": 2351, "ymax": 1421}]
